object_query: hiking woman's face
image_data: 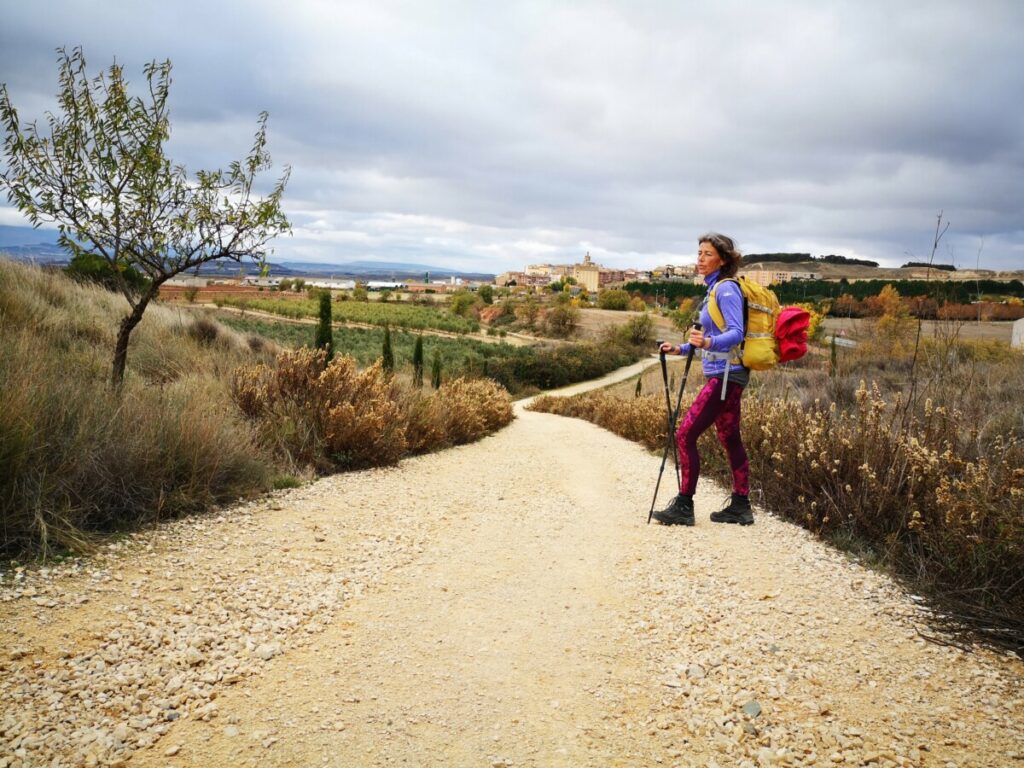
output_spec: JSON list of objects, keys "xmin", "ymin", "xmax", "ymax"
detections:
[{"xmin": 697, "ymin": 242, "xmax": 723, "ymax": 276}]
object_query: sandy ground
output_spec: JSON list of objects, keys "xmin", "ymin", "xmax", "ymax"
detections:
[{"xmin": 2, "ymin": 359, "xmax": 1022, "ymax": 767}]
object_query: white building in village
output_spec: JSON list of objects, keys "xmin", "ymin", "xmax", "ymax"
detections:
[{"xmin": 242, "ymin": 276, "xmax": 356, "ymax": 291}]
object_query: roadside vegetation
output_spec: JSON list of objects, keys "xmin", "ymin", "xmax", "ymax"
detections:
[
  {"xmin": 232, "ymin": 348, "xmax": 511, "ymax": 473},
  {"xmin": 213, "ymin": 308, "xmax": 651, "ymax": 396},
  {"xmin": 0, "ymin": 259, "xmax": 512, "ymax": 557},
  {"xmin": 530, "ymin": 304, "xmax": 1024, "ymax": 650}
]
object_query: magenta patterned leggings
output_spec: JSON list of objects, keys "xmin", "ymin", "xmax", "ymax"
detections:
[{"xmin": 675, "ymin": 377, "xmax": 749, "ymax": 496}]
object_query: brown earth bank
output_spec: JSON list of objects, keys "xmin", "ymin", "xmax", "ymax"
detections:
[
  {"xmin": 821, "ymin": 317, "xmax": 1014, "ymax": 343},
  {"xmin": 2, "ymin": 363, "xmax": 1022, "ymax": 767},
  {"xmin": 732, "ymin": 262, "xmax": 1024, "ymax": 282}
]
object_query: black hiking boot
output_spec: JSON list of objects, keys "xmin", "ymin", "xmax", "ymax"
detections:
[
  {"xmin": 653, "ymin": 494, "xmax": 695, "ymax": 526},
  {"xmin": 710, "ymin": 494, "xmax": 754, "ymax": 525}
]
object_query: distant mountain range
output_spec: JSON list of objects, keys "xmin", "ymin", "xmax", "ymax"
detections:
[{"xmin": 0, "ymin": 226, "xmax": 494, "ymax": 280}]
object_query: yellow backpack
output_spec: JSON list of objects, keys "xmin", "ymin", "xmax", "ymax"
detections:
[{"xmin": 707, "ymin": 277, "xmax": 780, "ymax": 371}]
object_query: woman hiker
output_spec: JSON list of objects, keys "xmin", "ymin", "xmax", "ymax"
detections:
[{"xmin": 653, "ymin": 232, "xmax": 754, "ymax": 527}]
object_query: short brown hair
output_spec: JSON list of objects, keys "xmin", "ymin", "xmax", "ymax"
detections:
[{"xmin": 699, "ymin": 232, "xmax": 742, "ymax": 278}]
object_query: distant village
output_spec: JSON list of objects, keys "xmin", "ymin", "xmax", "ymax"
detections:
[
  {"xmin": 162, "ymin": 246, "xmax": 1020, "ymax": 297},
  {"xmin": 218, "ymin": 252, "xmax": 822, "ymax": 295},
  {"xmin": 494, "ymin": 252, "xmax": 820, "ymax": 291}
]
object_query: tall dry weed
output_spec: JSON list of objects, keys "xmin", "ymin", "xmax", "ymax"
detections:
[
  {"xmin": 400, "ymin": 390, "xmax": 449, "ymax": 454},
  {"xmin": 739, "ymin": 383, "xmax": 1023, "ymax": 639}
]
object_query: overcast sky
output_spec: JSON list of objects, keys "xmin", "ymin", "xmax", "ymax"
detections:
[{"xmin": 2, "ymin": 1, "xmax": 1023, "ymax": 272}]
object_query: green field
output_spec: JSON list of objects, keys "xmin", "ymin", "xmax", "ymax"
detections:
[
  {"xmin": 217, "ymin": 313, "xmax": 510, "ymax": 372},
  {"xmin": 216, "ymin": 312, "xmax": 643, "ymax": 395},
  {"xmin": 218, "ymin": 296, "xmax": 479, "ymax": 334}
]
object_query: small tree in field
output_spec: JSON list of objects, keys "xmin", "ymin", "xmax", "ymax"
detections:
[
  {"xmin": 431, "ymin": 349, "xmax": 442, "ymax": 389},
  {"xmin": 0, "ymin": 48, "xmax": 290, "ymax": 386},
  {"xmin": 412, "ymin": 334, "xmax": 424, "ymax": 388},
  {"xmin": 544, "ymin": 303, "xmax": 579, "ymax": 338},
  {"xmin": 381, "ymin": 324, "xmax": 394, "ymax": 373},
  {"xmin": 315, "ymin": 291, "xmax": 334, "ymax": 360}
]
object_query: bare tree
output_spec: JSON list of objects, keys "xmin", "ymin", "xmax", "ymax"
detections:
[
  {"xmin": 903, "ymin": 211, "xmax": 949, "ymax": 418},
  {"xmin": 1, "ymin": 48, "xmax": 290, "ymax": 385}
]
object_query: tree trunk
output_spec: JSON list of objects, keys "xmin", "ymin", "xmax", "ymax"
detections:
[{"xmin": 111, "ymin": 291, "xmax": 156, "ymax": 388}]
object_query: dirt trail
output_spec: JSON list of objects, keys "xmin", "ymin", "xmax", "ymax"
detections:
[{"xmin": 2, "ymin": 360, "xmax": 1023, "ymax": 767}]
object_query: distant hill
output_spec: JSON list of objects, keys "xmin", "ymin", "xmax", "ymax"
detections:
[
  {"xmin": 272, "ymin": 260, "xmax": 494, "ymax": 280},
  {"xmin": 0, "ymin": 226, "xmax": 494, "ymax": 280},
  {"xmin": 0, "ymin": 243, "xmax": 68, "ymax": 264},
  {"xmin": 0, "ymin": 226, "xmax": 65, "ymax": 263},
  {"xmin": 744, "ymin": 252, "xmax": 880, "ymax": 268},
  {"xmin": 743, "ymin": 260, "xmax": 1024, "ymax": 282},
  {"xmin": 0, "ymin": 225, "xmax": 62, "ymax": 247}
]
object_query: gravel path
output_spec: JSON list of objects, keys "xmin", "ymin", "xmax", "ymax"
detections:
[{"xmin": 2, "ymin": 361, "xmax": 1022, "ymax": 767}]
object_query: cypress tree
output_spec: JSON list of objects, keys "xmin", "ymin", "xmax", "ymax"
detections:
[
  {"xmin": 315, "ymin": 291, "xmax": 334, "ymax": 360},
  {"xmin": 431, "ymin": 349, "xmax": 442, "ymax": 389},
  {"xmin": 412, "ymin": 335, "xmax": 424, "ymax": 388},
  {"xmin": 382, "ymin": 324, "xmax": 394, "ymax": 373}
]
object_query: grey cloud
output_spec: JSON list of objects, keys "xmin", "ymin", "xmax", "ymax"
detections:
[{"xmin": 1, "ymin": 1, "xmax": 1023, "ymax": 271}]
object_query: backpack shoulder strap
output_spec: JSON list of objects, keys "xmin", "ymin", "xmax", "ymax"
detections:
[{"xmin": 707, "ymin": 277, "xmax": 741, "ymax": 331}]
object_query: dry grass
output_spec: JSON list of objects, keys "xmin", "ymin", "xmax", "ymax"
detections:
[{"xmin": 0, "ymin": 260, "xmax": 274, "ymax": 556}]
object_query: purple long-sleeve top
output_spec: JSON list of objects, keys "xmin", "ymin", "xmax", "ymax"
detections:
[{"xmin": 677, "ymin": 270, "xmax": 746, "ymax": 378}]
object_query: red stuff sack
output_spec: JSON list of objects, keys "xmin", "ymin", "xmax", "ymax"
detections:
[{"xmin": 775, "ymin": 306, "xmax": 811, "ymax": 363}]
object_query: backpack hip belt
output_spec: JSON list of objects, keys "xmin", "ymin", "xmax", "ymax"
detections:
[{"xmin": 701, "ymin": 349, "xmax": 738, "ymax": 363}]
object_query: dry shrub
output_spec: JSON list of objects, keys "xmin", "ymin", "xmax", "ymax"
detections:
[
  {"xmin": 232, "ymin": 348, "xmax": 407, "ymax": 470},
  {"xmin": 319, "ymin": 358, "xmax": 407, "ymax": 468},
  {"xmin": 529, "ymin": 392, "xmax": 665, "ymax": 450},
  {"xmin": 232, "ymin": 351, "xmax": 513, "ymax": 472},
  {"xmin": 438, "ymin": 378, "xmax": 514, "ymax": 444},
  {"xmin": 739, "ymin": 383, "xmax": 1023, "ymax": 644},
  {"xmin": 246, "ymin": 333, "xmax": 276, "ymax": 354},
  {"xmin": 400, "ymin": 390, "xmax": 448, "ymax": 454},
  {"xmin": 188, "ymin": 316, "xmax": 221, "ymax": 345}
]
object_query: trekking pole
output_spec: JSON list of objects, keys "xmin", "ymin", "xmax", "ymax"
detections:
[
  {"xmin": 655, "ymin": 339, "xmax": 679, "ymax": 479},
  {"xmin": 647, "ymin": 325, "xmax": 702, "ymax": 524},
  {"xmin": 720, "ymin": 356, "xmax": 730, "ymax": 401}
]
